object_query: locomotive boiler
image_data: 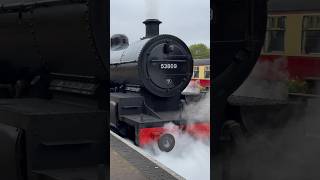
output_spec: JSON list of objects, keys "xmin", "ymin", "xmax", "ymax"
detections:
[{"xmin": 110, "ymin": 19, "xmax": 209, "ymax": 152}]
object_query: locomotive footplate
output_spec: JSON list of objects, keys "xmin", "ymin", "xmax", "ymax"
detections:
[
  {"xmin": 120, "ymin": 113, "xmax": 210, "ymax": 150},
  {"xmin": 120, "ymin": 114, "xmax": 186, "ymax": 129},
  {"xmin": 120, "ymin": 114, "xmax": 187, "ymax": 146}
]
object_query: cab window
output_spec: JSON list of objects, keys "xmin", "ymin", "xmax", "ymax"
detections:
[
  {"xmin": 264, "ymin": 16, "xmax": 286, "ymax": 53},
  {"xmin": 302, "ymin": 15, "xmax": 320, "ymax": 54},
  {"xmin": 193, "ymin": 66, "xmax": 199, "ymax": 78},
  {"xmin": 204, "ymin": 65, "xmax": 210, "ymax": 79}
]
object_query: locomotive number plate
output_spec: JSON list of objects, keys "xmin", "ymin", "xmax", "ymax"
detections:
[{"xmin": 160, "ymin": 63, "xmax": 178, "ymax": 69}]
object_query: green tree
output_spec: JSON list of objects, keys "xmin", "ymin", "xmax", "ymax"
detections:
[{"xmin": 189, "ymin": 43, "xmax": 210, "ymax": 59}]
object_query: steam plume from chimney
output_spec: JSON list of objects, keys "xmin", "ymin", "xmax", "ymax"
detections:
[{"xmin": 145, "ymin": 0, "xmax": 159, "ymax": 19}]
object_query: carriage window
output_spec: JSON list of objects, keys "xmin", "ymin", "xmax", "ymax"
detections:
[
  {"xmin": 204, "ymin": 65, "xmax": 210, "ymax": 79},
  {"xmin": 302, "ymin": 15, "xmax": 320, "ymax": 54},
  {"xmin": 264, "ymin": 16, "xmax": 286, "ymax": 53},
  {"xmin": 193, "ymin": 66, "xmax": 199, "ymax": 78}
]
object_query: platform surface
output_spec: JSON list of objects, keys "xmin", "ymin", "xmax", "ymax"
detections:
[
  {"xmin": 110, "ymin": 131, "xmax": 185, "ymax": 180},
  {"xmin": 110, "ymin": 147, "xmax": 148, "ymax": 180}
]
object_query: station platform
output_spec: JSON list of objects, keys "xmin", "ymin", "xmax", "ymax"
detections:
[{"xmin": 110, "ymin": 131, "xmax": 184, "ymax": 180}]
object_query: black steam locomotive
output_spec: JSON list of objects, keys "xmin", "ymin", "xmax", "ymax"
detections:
[
  {"xmin": 110, "ymin": 19, "xmax": 209, "ymax": 152},
  {"xmin": 0, "ymin": 0, "xmax": 108, "ymax": 180}
]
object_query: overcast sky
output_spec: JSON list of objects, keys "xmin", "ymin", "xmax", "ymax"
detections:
[{"xmin": 110, "ymin": 0, "xmax": 210, "ymax": 47}]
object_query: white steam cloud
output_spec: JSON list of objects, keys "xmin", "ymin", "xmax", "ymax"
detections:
[
  {"xmin": 144, "ymin": 0, "xmax": 159, "ymax": 19},
  {"xmin": 144, "ymin": 94, "xmax": 210, "ymax": 180},
  {"xmin": 182, "ymin": 92, "xmax": 210, "ymax": 123},
  {"xmin": 224, "ymin": 99, "xmax": 320, "ymax": 180},
  {"xmin": 224, "ymin": 59, "xmax": 320, "ymax": 179},
  {"xmin": 144, "ymin": 123, "xmax": 210, "ymax": 180},
  {"xmin": 234, "ymin": 57, "xmax": 289, "ymax": 100}
]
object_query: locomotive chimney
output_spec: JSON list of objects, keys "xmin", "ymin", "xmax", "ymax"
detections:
[{"xmin": 143, "ymin": 19, "xmax": 162, "ymax": 38}]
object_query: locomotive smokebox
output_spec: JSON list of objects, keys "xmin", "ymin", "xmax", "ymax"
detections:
[
  {"xmin": 143, "ymin": 19, "xmax": 162, "ymax": 38},
  {"xmin": 111, "ymin": 19, "xmax": 193, "ymax": 98}
]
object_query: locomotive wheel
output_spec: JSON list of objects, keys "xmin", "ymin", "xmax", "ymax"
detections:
[{"xmin": 158, "ymin": 133, "xmax": 175, "ymax": 152}]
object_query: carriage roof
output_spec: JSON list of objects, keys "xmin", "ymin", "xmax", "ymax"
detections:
[
  {"xmin": 269, "ymin": 0, "xmax": 320, "ymax": 12},
  {"xmin": 194, "ymin": 59, "xmax": 210, "ymax": 66}
]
